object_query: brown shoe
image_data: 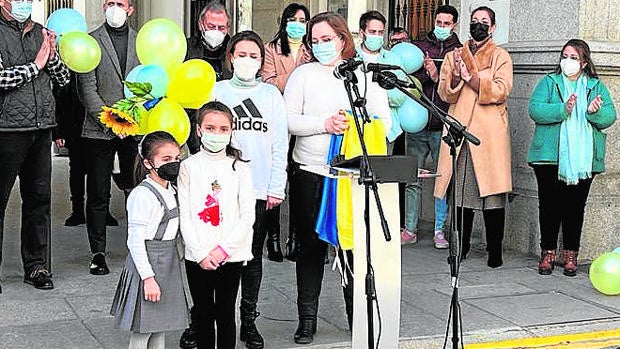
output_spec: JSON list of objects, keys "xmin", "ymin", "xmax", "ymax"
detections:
[
  {"xmin": 538, "ymin": 250, "xmax": 556, "ymax": 275},
  {"xmin": 562, "ymin": 250, "xmax": 578, "ymax": 277}
]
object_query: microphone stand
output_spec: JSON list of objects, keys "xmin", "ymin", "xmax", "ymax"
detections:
[
  {"xmin": 341, "ymin": 69, "xmax": 391, "ymax": 349},
  {"xmin": 371, "ymin": 70, "xmax": 479, "ymax": 349}
]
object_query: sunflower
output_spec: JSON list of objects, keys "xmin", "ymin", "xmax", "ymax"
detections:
[{"xmin": 99, "ymin": 106, "xmax": 140, "ymax": 136}]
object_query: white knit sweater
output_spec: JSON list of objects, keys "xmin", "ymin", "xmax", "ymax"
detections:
[
  {"xmin": 283, "ymin": 62, "xmax": 391, "ymax": 166},
  {"xmin": 178, "ymin": 149, "xmax": 255, "ymax": 263}
]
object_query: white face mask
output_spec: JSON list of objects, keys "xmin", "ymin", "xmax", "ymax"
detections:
[
  {"xmin": 202, "ymin": 30, "xmax": 226, "ymax": 48},
  {"xmin": 105, "ymin": 5, "xmax": 127, "ymax": 28},
  {"xmin": 232, "ymin": 56, "xmax": 261, "ymax": 81},
  {"xmin": 560, "ymin": 58, "xmax": 581, "ymax": 77}
]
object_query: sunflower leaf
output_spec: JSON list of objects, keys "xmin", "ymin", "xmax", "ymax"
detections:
[{"xmin": 124, "ymin": 81, "xmax": 153, "ymax": 97}]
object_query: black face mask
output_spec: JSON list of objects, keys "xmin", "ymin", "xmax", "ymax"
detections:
[
  {"xmin": 470, "ymin": 22, "xmax": 490, "ymax": 42},
  {"xmin": 151, "ymin": 161, "xmax": 180, "ymax": 182}
]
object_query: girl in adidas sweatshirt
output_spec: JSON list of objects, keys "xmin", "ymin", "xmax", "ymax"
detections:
[
  {"xmin": 211, "ymin": 30, "xmax": 288, "ymax": 346},
  {"xmin": 178, "ymin": 101, "xmax": 255, "ymax": 349}
]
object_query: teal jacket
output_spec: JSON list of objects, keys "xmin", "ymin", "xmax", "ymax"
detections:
[{"xmin": 527, "ymin": 73, "xmax": 617, "ymax": 173}]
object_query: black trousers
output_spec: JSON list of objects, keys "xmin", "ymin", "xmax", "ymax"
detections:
[
  {"xmin": 533, "ymin": 165, "xmax": 593, "ymax": 251},
  {"xmin": 241, "ymin": 200, "xmax": 268, "ymax": 308},
  {"xmin": 83, "ymin": 137, "xmax": 137, "ymax": 253},
  {"xmin": 186, "ymin": 260, "xmax": 242, "ymax": 349},
  {"xmin": 0, "ymin": 130, "xmax": 51, "ymax": 273},
  {"xmin": 66, "ymin": 137, "xmax": 86, "ymax": 209},
  {"xmin": 289, "ymin": 164, "xmax": 353, "ymax": 322}
]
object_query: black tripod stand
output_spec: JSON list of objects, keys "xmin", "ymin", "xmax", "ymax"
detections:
[
  {"xmin": 371, "ymin": 69, "xmax": 480, "ymax": 349},
  {"xmin": 338, "ymin": 69, "xmax": 393, "ymax": 349}
]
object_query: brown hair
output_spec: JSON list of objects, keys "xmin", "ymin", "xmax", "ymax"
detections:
[
  {"xmin": 307, "ymin": 12, "xmax": 356, "ymax": 61},
  {"xmin": 134, "ymin": 131, "xmax": 179, "ymax": 185},
  {"xmin": 227, "ymin": 30, "xmax": 266, "ymax": 66},
  {"xmin": 196, "ymin": 101, "xmax": 247, "ymax": 170},
  {"xmin": 554, "ymin": 39, "xmax": 598, "ymax": 78}
]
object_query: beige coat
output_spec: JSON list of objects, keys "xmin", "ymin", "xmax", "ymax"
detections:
[
  {"xmin": 434, "ymin": 40, "xmax": 513, "ymax": 199},
  {"xmin": 261, "ymin": 40, "xmax": 311, "ymax": 93}
]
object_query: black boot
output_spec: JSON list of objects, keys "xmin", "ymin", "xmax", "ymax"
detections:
[
  {"xmin": 285, "ymin": 228, "xmax": 299, "ymax": 262},
  {"xmin": 179, "ymin": 323, "xmax": 198, "ymax": 349},
  {"xmin": 266, "ymin": 206, "xmax": 284, "ymax": 262},
  {"xmin": 240, "ymin": 302, "xmax": 264, "ymax": 349},
  {"xmin": 294, "ymin": 318, "xmax": 316, "ymax": 344},
  {"xmin": 64, "ymin": 200, "xmax": 85, "ymax": 226},
  {"xmin": 483, "ymin": 208, "xmax": 505, "ymax": 268},
  {"xmin": 456, "ymin": 207, "xmax": 474, "ymax": 260}
]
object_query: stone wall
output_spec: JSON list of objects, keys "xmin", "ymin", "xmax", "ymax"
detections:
[{"xmin": 428, "ymin": 0, "xmax": 620, "ymax": 260}]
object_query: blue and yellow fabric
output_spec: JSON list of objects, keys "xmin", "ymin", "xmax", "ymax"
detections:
[{"xmin": 315, "ymin": 111, "xmax": 387, "ymax": 250}]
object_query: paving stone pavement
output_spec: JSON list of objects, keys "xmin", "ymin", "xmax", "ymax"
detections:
[{"xmin": 0, "ymin": 156, "xmax": 619, "ymax": 349}]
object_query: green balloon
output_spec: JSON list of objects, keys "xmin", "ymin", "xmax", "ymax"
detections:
[
  {"xmin": 589, "ymin": 252, "xmax": 620, "ymax": 296},
  {"xmin": 59, "ymin": 32, "xmax": 102, "ymax": 73},
  {"xmin": 136, "ymin": 18, "xmax": 187, "ymax": 74}
]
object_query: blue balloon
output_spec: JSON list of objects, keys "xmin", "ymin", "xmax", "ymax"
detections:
[
  {"xmin": 124, "ymin": 65, "xmax": 145, "ymax": 98},
  {"xmin": 613, "ymin": 247, "xmax": 620, "ymax": 254},
  {"xmin": 391, "ymin": 42, "xmax": 424, "ymax": 74},
  {"xmin": 124, "ymin": 64, "xmax": 169, "ymax": 99},
  {"xmin": 398, "ymin": 97, "xmax": 428, "ymax": 133},
  {"xmin": 46, "ymin": 8, "xmax": 87, "ymax": 42}
]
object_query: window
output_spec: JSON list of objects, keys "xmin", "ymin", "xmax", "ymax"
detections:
[
  {"xmin": 47, "ymin": 0, "xmax": 73, "ymax": 16},
  {"xmin": 391, "ymin": 0, "xmax": 448, "ymax": 40}
]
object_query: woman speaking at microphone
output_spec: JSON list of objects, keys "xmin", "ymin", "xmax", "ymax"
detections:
[
  {"xmin": 433, "ymin": 6, "xmax": 513, "ymax": 268},
  {"xmin": 283, "ymin": 11, "xmax": 390, "ymax": 344}
]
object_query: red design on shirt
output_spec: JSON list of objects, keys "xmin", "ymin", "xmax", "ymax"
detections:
[{"xmin": 198, "ymin": 194, "xmax": 221, "ymax": 226}]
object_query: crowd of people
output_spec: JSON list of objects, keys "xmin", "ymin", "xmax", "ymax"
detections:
[{"xmin": 0, "ymin": 0, "xmax": 616, "ymax": 348}]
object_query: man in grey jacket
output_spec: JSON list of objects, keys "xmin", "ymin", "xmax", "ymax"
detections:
[
  {"xmin": 78, "ymin": 0, "xmax": 139, "ymax": 276},
  {"xmin": 0, "ymin": 0, "xmax": 70, "ymax": 292}
]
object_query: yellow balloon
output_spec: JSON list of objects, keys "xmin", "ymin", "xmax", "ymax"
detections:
[
  {"xmin": 59, "ymin": 32, "xmax": 102, "ymax": 73},
  {"xmin": 167, "ymin": 59, "xmax": 216, "ymax": 109},
  {"xmin": 145, "ymin": 98, "xmax": 190, "ymax": 145},
  {"xmin": 136, "ymin": 18, "xmax": 187, "ymax": 74}
]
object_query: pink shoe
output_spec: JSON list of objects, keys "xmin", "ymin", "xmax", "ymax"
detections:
[
  {"xmin": 433, "ymin": 231, "xmax": 449, "ymax": 249},
  {"xmin": 400, "ymin": 229, "xmax": 417, "ymax": 245}
]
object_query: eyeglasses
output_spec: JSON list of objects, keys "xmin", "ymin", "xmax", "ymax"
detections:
[
  {"xmin": 287, "ymin": 17, "xmax": 307, "ymax": 23},
  {"xmin": 311, "ymin": 35, "xmax": 339, "ymax": 45},
  {"xmin": 205, "ymin": 23, "xmax": 228, "ymax": 31}
]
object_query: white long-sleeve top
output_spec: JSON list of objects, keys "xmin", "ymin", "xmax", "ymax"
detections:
[
  {"xmin": 283, "ymin": 62, "xmax": 391, "ymax": 166},
  {"xmin": 126, "ymin": 176, "xmax": 179, "ymax": 280},
  {"xmin": 211, "ymin": 80, "xmax": 288, "ymax": 200},
  {"xmin": 178, "ymin": 149, "xmax": 255, "ymax": 264}
]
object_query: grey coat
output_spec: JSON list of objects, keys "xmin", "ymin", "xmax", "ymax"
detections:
[{"xmin": 78, "ymin": 25, "xmax": 139, "ymax": 140}]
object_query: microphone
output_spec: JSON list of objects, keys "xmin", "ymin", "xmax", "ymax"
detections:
[
  {"xmin": 364, "ymin": 62, "xmax": 402, "ymax": 72},
  {"xmin": 333, "ymin": 59, "xmax": 364, "ymax": 80},
  {"xmin": 374, "ymin": 71, "xmax": 417, "ymax": 90}
]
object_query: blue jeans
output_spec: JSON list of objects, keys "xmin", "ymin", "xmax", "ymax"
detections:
[{"xmin": 405, "ymin": 130, "xmax": 447, "ymax": 232}]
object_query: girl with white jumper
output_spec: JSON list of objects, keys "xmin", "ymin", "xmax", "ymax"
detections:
[{"xmin": 178, "ymin": 101, "xmax": 255, "ymax": 349}]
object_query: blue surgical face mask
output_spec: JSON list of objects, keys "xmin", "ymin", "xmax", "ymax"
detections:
[
  {"xmin": 10, "ymin": 0, "xmax": 32, "ymax": 23},
  {"xmin": 286, "ymin": 21, "xmax": 306, "ymax": 40},
  {"xmin": 433, "ymin": 26, "xmax": 452, "ymax": 41},
  {"xmin": 364, "ymin": 34, "xmax": 384, "ymax": 52},
  {"xmin": 312, "ymin": 41, "xmax": 341, "ymax": 65}
]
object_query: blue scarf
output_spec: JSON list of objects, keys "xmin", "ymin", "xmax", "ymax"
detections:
[{"xmin": 558, "ymin": 74, "xmax": 593, "ymax": 185}]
